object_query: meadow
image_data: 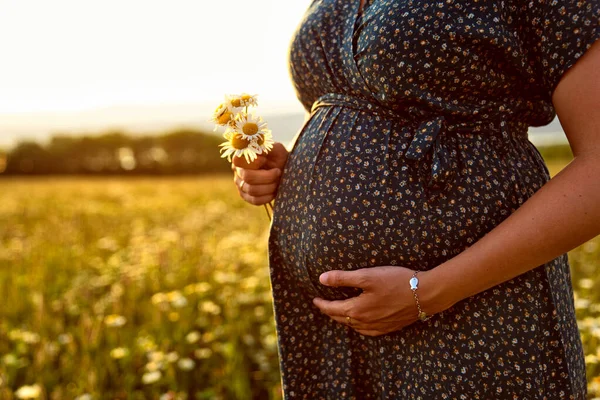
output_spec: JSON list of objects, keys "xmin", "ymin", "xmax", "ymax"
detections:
[{"xmin": 0, "ymin": 160, "xmax": 599, "ymax": 399}]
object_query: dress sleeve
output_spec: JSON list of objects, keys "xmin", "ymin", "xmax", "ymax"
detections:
[{"xmin": 516, "ymin": 0, "xmax": 600, "ymax": 97}]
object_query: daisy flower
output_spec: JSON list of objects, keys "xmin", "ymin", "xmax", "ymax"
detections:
[
  {"xmin": 218, "ymin": 132, "xmax": 261, "ymax": 163},
  {"xmin": 234, "ymin": 113, "xmax": 269, "ymax": 140},
  {"xmin": 256, "ymin": 130, "xmax": 274, "ymax": 153},
  {"xmin": 226, "ymin": 93, "xmax": 258, "ymax": 108},
  {"xmin": 211, "ymin": 102, "xmax": 236, "ymax": 127}
]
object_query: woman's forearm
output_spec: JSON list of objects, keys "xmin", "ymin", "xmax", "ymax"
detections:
[{"xmin": 424, "ymin": 152, "xmax": 600, "ymax": 313}]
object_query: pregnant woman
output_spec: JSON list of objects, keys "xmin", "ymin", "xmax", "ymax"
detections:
[{"xmin": 233, "ymin": 0, "xmax": 600, "ymax": 398}]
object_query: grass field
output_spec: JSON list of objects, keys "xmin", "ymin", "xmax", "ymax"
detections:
[{"xmin": 0, "ymin": 160, "xmax": 599, "ymax": 399}]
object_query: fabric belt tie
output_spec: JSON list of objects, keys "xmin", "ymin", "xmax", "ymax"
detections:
[{"xmin": 311, "ymin": 93, "xmax": 529, "ymax": 190}]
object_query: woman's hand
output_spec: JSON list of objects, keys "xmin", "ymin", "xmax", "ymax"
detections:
[
  {"xmin": 232, "ymin": 142, "xmax": 289, "ymax": 206},
  {"xmin": 312, "ymin": 266, "xmax": 454, "ymax": 336}
]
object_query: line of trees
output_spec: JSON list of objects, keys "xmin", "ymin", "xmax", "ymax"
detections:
[
  {"xmin": 0, "ymin": 129, "xmax": 573, "ymax": 176},
  {"xmin": 0, "ymin": 129, "xmax": 232, "ymax": 175}
]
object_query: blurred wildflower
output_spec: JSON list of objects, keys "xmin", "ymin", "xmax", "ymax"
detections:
[
  {"xmin": 148, "ymin": 351, "xmax": 165, "ymax": 363},
  {"xmin": 167, "ymin": 291, "xmax": 188, "ymax": 308},
  {"xmin": 186, "ymin": 331, "xmax": 201, "ymax": 344},
  {"xmin": 22, "ymin": 331, "xmax": 40, "ymax": 344},
  {"xmin": 151, "ymin": 292, "xmax": 168, "ymax": 305},
  {"xmin": 45, "ymin": 342, "xmax": 59, "ymax": 357},
  {"xmin": 15, "ymin": 384, "xmax": 41, "ymax": 399},
  {"xmin": 110, "ymin": 347, "xmax": 130, "ymax": 360},
  {"xmin": 214, "ymin": 271, "xmax": 238, "ymax": 284},
  {"xmin": 591, "ymin": 376, "xmax": 600, "ymax": 396},
  {"xmin": 161, "ymin": 230, "xmax": 180, "ymax": 244},
  {"xmin": 8, "ymin": 329, "xmax": 40, "ymax": 345},
  {"xmin": 97, "ymin": 237, "xmax": 119, "ymax": 252},
  {"xmin": 243, "ymin": 334, "xmax": 255, "ymax": 346},
  {"xmin": 136, "ymin": 336, "xmax": 157, "ymax": 352},
  {"xmin": 3, "ymin": 354, "xmax": 18, "ymax": 366},
  {"xmin": 146, "ymin": 351, "xmax": 166, "ymax": 371},
  {"xmin": 105, "ymin": 314, "xmax": 127, "ymax": 327},
  {"xmin": 575, "ymin": 298, "xmax": 591, "ymax": 310},
  {"xmin": 111, "ymin": 283, "xmax": 124, "ymax": 298},
  {"xmin": 254, "ymin": 306, "xmax": 266, "ymax": 318},
  {"xmin": 166, "ymin": 352, "xmax": 179, "ymax": 363},
  {"xmin": 58, "ymin": 333, "xmax": 73, "ymax": 345},
  {"xmin": 263, "ymin": 334, "xmax": 278, "ymax": 351},
  {"xmin": 177, "ymin": 358, "xmax": 195, "ymax": 371},
  {"xmin": 142, "ymin": 371, "xmax": 162, "ymax": 385},
  {"xmin": 242, "ymin": 276, "xmax": 260, "ymax": 290},
  {"xmin": 146, "ymin": 361, "xmax": 164, "ymax": 372},
  {"xmin": 194, "ymin": 348, "xmax": 213, "ymax": 359},
  {"xmin": 579, "ymin": 278, "xmax": 595, "ymax": 290},
  {"xmin": 200, "ymin": 301, "xmax": 221, "ymax": 315},
  {"xmin": 159, "ymin": 392, "xmax": 187, "ymax": 400}
]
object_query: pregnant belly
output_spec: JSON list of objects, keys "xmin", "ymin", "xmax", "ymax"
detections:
[{"xmin": 270, "ymin": 106, "xmax": 549, "ymax": 301}]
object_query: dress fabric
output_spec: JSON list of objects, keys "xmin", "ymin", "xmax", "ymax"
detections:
[{"xmin": 267, "ymin": 0, "xmax": 600, "ymax": 398}]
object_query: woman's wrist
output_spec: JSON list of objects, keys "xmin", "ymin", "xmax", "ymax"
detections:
[{"xmin": 416, "ymin": 265, "xmax": 459, "ymax": 317}]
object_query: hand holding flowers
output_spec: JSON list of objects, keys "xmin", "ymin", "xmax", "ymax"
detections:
[{"xmin": 212, "ymin": 93, "xmax": 288, "ymax": 218}]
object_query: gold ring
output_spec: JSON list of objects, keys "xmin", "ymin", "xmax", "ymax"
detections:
[
  {"xmin": 346, "ymin": 316, "xmax": 353, "ymax": 327},
  {"xmin": 240, "ymin": 179, "xmax": 246, "ymax": 192}
]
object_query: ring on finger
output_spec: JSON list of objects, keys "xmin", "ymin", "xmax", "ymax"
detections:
[
  {"xmin": 240, "ymin": 179, "xmax": 246, "ymax": 192},
  {"xmin": 346, "ymin": 316, "xmax": 354, "ymax": 327}
]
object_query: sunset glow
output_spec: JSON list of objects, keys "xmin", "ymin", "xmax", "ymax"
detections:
[{"xmin": 0, "ymin": 0, "xmax": 311, "ymax": 114}]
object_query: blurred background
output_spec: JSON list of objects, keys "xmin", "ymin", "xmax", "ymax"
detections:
[{"xmin": 0, "ymin": 1, "xmax": 598, "ymax": 399}]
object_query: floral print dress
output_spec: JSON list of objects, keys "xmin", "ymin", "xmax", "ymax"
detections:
[{"xmin": 267, "ymin": 0, "xmax": 600, "ymax": 398}]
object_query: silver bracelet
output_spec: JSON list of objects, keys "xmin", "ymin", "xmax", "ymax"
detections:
[{"xmin": 409, "ymin": 271, "xmax": 431, "ymax": 322}]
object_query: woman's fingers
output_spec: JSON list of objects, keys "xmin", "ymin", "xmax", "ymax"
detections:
[
  {"xmin": 233, "ymin": 174, "xmax": 276, "ymax": 205},
  {"xmin": 325, "ymin": 313, "xmax": 396, "ymax": 336},
  {"xmin": 236, "ymin": 187, "xmax": 275, "ymax": 205},
  {"xmin": 312, "ymin": 296, "xmax": 357, "ymax": 318},
  {"xmin": 232, "ymin": 154, "xmax": 268, "ymax": 170},
  {"xmin": 354, "ymin": 329, "xmax": 385, "ymax": 337},
  {"xmin": 234, "ymin": 174, "xmax": 278, "ymax": 197},
  {"xmin": 230, "ymin": 152, "xmax": 283, "ymax": 206},
  {"xmin": 235, "ymin": 166, "xmax": 281, "ymax": 185}
]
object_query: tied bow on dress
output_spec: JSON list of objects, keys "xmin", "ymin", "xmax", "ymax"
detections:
[
  {"xmin": 403, "ymin": 115, "xmax": 456, "ymax": 190},
  {"xmin": 309, "ymin": 93, "xmax": 526, "ymax": 191},
  {"xmin": 309, "ymin": 93, "xmax": 477, "ymax": 191}
]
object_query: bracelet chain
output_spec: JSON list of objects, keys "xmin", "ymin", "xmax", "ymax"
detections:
[{"xmin": 410, "ymin": 271, "xmax": 431, "ymax": 322}]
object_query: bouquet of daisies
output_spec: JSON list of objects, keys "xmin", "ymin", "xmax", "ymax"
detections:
[
  {"xmin": 212, "ymin": 93, "xmax": 275, "ymax": 218},
  {"xmin": 213, "ymin": 93, "xmax": 274, "ymax": 163}
]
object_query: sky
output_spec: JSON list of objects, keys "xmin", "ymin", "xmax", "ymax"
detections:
[
  {"xmin": 0, "ymin": 0, "xmax": 313, "ymax": 113},
  {"xmin": 0, "ymin": 0, "xmax": 566, "ymax": 147},
  {"xmin": 0, "ymin": 0, "xmax": 312, "ymax": 146}
]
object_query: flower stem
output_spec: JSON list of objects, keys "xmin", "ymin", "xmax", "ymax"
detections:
[{"xmin": 263, "ymin": 204, "xmax": 272, "ymax": 220}]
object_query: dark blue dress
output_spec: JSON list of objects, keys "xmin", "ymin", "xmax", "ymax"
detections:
[{"xmin": 268, "ymin": 0, "xmax": 600, "ymax": 398}]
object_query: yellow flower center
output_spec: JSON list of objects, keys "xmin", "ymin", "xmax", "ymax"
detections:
[
  {"xmin": 241, "ymin": 94, "xmax": 251, "ymax": 101},
  {"xmin": 242, "ymin": 122, "xmax": 259, "ymax": 136},
  {"xmin": 217, "ymin": 111, "xmax": 232, "ymax": 125},
  {"xmin": 231, "ymin": 134, "xmax": 250, "ymax": 150},
  {"xmin": 230, "ymin": 98, "xmax": 242, "ymax": 107},
  {"xmin": 256, "ymin": 133, "xmax": 265, "ymax": 145}
]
